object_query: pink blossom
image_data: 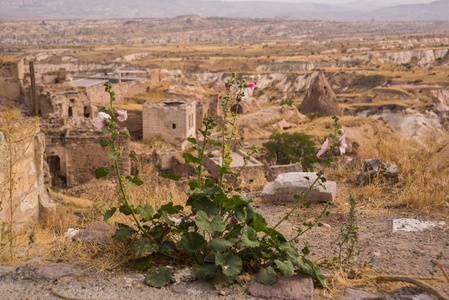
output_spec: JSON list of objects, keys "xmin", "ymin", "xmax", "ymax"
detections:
[
  {"xmin": 247, "ymin": 82, "xmax": 255, "ymax": 89},
  {"xmin": 94, "ymin": 112, "xmax": 111, "ymax": 132},
  {"xmin": 317, "ymin": 138, "xmax": 329, "ymax": 158},
  {"xmin": 116, "ymin": 110, "xmax": 128, "ymax": 122},
  {"xmin": 211, "ymin": 150, "xmax": 221, "ymax": 158},
  {"xmin": 339, "ymin": 134, "xmax": 348, "ymax": 155}
]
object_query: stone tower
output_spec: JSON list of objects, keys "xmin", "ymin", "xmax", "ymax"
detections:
[{"xmin": 299, "ymin": 72, "xmax": 342, "ymax": 117}]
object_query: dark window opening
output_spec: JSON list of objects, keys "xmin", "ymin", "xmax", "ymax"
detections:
[
  {"xmin": 84, "ymin": 106, "xmax": 90, "ymax": 118},
  {"xmin": 70, "ymin": 99, "xmax": 75, "ymax": 103},
  {"xmin": 48, "ymin": 155, "xmax": 66, "ymax": 186},
  {"xmin": 230, "ymin": 104, "xmax": 243, "ymax": 114},
  {"xmin": 172, "ymin": 123, "xmax": 176, "ymax": 129},
  {"xmin": 68, "ymin": 107, "xmax": 73, "ymax": 117},
  {"xmin": 146, "ymin": 87, "xmax": 150, "ymax": 92}
]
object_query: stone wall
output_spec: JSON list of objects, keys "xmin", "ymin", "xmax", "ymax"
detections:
[
  {"xmin": 0, "ymin": 119, "xmax": 50, "ymax": 230},
  {"xmin": 143, "ymin": 100, "xmax": 196, "ymax": 150},
  {"xmin": 86, "ymin": 75, "xmax": 160, "ymax": 106},
  {"xmin": 0, "ymin": 60, "xmax": 24, "ymax": 104},
  {"xmin": 117, "ymin": 110, "xmax": 142, "ymax": 139},
  {"xmin": 45, "ymin": 130, "xmax": 130, "ymax": 188}
]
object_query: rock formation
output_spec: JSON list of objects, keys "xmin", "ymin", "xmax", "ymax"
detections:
[{"xmin": 299, "ymin": 72, "xmax": 342, "ymax": 118}]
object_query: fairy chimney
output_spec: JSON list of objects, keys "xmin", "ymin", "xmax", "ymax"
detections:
[{"xmin": 299, "ymin": 72, "xmax": 342, "ymax": 117}]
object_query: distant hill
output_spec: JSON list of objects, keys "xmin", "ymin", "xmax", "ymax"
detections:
[{"xmin": 0, "ymin": 0, "xmax": 448, "ymax": 21}]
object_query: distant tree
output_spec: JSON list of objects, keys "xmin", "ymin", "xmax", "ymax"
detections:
[{"xmin": 263, "ymin": 131, "xmax": 319, "ymax": 171}]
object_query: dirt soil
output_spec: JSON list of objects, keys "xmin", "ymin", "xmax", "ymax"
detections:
[{"xmin": 1, "ymin": 183, "xmax": 448, "ymax": 300}]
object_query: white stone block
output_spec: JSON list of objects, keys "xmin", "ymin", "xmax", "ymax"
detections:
[{"xmin": 261, "ymin": 172, "xmax": 336, "ymax": 203}]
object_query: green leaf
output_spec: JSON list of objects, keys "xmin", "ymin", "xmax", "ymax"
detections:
[
  {"xmin": 95, "ymin": 167, "xmax": 110, "ymax": 179},
  {"xmin": 242, "ymin": 226, "xmax": 260, "ymax": 248},
  {"xmin": 195, "ymin": 211, "xmax": 225, "ymax": 233},
  {"xmin": 257, "ymin": 266, "xmax": 278, "ymax": 285},
  {"xmin": 193, "ymin": 263, "xmax": 219, "ymax": 279},
  {"xmin": 132, "ymin": 176, "xmax": 143, "ymax": 186},
  {"xmin": 144, "ymin": 267, "xmax": 172, "ymax": 288},
  {"xmin": 133, "ymin": 256, "xmax": 152, "ymax": 271},
  {"xmin": 99, "ymin": 140, "xmax": 109, "ymax": 147},
  {"xmin": 113, "ymin": 227, "xmax": 134, "ymax": 242},
  {"xmin": 189, "ymin": 197, "xmax": 218, "ymax": 216},
  {"xmin": 136, "ymin": 204, "xmax": 153, "ymax": 222},
  {"xmin": 130, "ymin": 238, "xmax": 159, "ymax": 258},
  {"xmin": 161, "ymin": 173, "xmax": 182, "ymax": 182},
  {"xmin": 235, "ymin": 206, "xmax": 245, "ymax": 221},
  {"xmin": 102, "ymin": 126, "xmax": 111, "ymax": 134},
  {"xmin": 215, "ymin": 252, "xmax": 242, "ymax": 278},
  {"xmin": 161, "ymin": 211, "xmax": 175, "ymax": 226},
  {"xmin": 129, "ymin": 153, "xmax": 138, "ymax": 161},
  {"xmin": 119, "ymin": 205, "xmax": 133, "ymax": 215},
  {"xmin": 160, "ymin": 241, "xmax": 176, "ymax": 254},
  {"xmin": 187, "ymin": 137, "xmax": 197, "ymax": 145},
  {"xmin": 180, "ymin": 232, "xmax": 207, "ymax": 252},
  {"xmin": 183, "ymin": 153, "xmax": 201, "ymax": 164},
  {"xmin": 107, "ymin": 150, "xmax": 119, "ymax": 161},
  {"xmin": 274, "ymin": 260, "xmax": 294, "ymax": 277},
  {"xmin": 251, "ymin": 213, "xmax": 268, "ymax": 232},
  {"xmin": 103, "ymin": 207, "xmax": 117, "ymax": 223},
  {"xmin": 120, "ymin": 131, "xmax": 131, "ymax": 138},
  {"xmin": 209, "ymin": 238, "xmax": 235, "ymax": 252},
  {"xmin": 158, "ymin": 202, "xmax": 183, "ymax": 215},
  {"xmin": 188, "ymin": 181, "xmax": 199, "ymax": 190},
  {"xmin": 127, "ymin": 180, "xmax": 135, "ymax": 193}
]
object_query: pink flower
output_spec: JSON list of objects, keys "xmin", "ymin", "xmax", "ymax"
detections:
[
  {"xmin": 211, "ymin": 150, "xmax": 221, "ymax": 158},
  {"xmin": 247, "ymin": 82, "xmax": 255, "ymax": 89},
  {"xmin": 317, "ymin": 138, "xmax": 329, "ymax": 158},
  {"xmin": 94, "ymin": 112, "xmax": 111, "ymax": 132},
  {"xmin": 116, "ymin": 110, "xmax": 128, "ymax": 122},
  {"xmin": 339, "ymin": 134, "xmax": 348, "ymax": 155}
]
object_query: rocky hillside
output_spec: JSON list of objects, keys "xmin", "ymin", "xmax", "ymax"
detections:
[{"xmin": 1, "ymin": 0, "xmax": 449, "ymax": 21}]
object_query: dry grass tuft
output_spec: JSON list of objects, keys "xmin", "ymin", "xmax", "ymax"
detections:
[{"xmin": 353, "ymin": 124, "xmax": 449, "ymax": 211}]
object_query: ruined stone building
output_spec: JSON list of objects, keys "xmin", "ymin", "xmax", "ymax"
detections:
[
  {"xmin": 0, "ymin": 60, "xmax": 26, "ymax": 107},
  {"xmin": 143, "ymin": 100, "xmax": 197, "ymax": 151},
  {"xmin": 0, "ymin": 118, "xmax": 53, "ymax": 230}
]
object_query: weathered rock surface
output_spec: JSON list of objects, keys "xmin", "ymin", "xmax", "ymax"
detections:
[
  {"xmin": 342, "ymin": 288, "xmax": 380, "ymax": 300},
  {"xmin": 268, "ymin": 163, "xmax": 304, "ymax": 182},
  {"xmin": 0, "ymin": 266, "xmax": 16, "ymax": 277},
  {"xmin": 356, "ymin": 158, "xmax": 399, "ymax": 186},
  {"xmin": 73, "ymin": 222, "xmax": 116, "ymax": 244},
  {"xmin": 36, "ymin": 263, "xmax": 80, "ymax": 280},
  {"xmin": 261, "ymin": 172, "xmax": 336, "ymax": 203},
  {"xmin": 298, "ymin": 71, "xmax": 342, "ymax": 117},
  {"xmin": 247, "ymin": 274, "xmax": 313, "ymax": 300}
]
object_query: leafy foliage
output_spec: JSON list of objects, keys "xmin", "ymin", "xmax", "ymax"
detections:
[
  {"xmin": 96, "ymin": 76, "xmax": 345, "ymax": 288},
  {"xmin": 263, "ymin": 131, "xmax": 319, "ymax": 171}
]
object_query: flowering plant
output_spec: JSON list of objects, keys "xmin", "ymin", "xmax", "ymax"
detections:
[{"xmin": 95, "ymin": 76, "xmax": 344, "ymax": 287}]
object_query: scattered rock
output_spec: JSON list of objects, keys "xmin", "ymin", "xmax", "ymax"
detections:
[
  {"xmin": 391, "ymin": 286, "xmax": 437, "ymax": 300},
  {"xmin": 267, "ymin": 163, "xmax": 304, "ymax": 182},
  {"xmin": 73, "ymin": 222, "xmax": 116, "ymax": 244},
  {"xmin": 247, "ymin": 274, "xmax": 313, "ymax": 300},
  {"xmin": 298, "ymin": 71, "xmax": 342, "ymax": 117},
  {"xmin": 342, "ymin": 287, "xmax": 380, "ymax": 300},
  {"xmin": 261, "ymin": 172, "xmax": 336, "ymax": 203},
  {"xmin": 392, "ymin": 218, "xmax": 446, "ymax": 233},
  {"xmin": 356, "ymin": 158, "xmax": 399, "ymax": 186},
  {"xmin": 170, "ymin": 280, "xmax": 216, "ymax": 294},
  {"xmin": 36, "ymin": 263, "xmax": 80, "ymax": 280}
]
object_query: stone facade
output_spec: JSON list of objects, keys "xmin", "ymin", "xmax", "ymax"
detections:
[
  {"xmin": 86, "ymin": 70, "xmax": 160, "ymax": 105},
  {"xmin": 143, "ymin": 100, "xmax": 196, "ymax": 150},
  {"xmin": 45, "ymin": 129, "xmax": 130, "ymax": 188},
  {"xmin": 0, "ymin": 60, "xmax": 24, "ymax": 105},
  {"xmin": 0, "ymin": 119, "xmax": 51, "ymax": 231},
  {"xmin": 39, "ymin": 89, "xmax": 97, "ymax": 123}
]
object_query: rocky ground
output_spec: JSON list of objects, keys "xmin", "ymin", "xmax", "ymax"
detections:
[{"xmin": 1, "ymin": 192, "xmax": 448, "ymax": 300}]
